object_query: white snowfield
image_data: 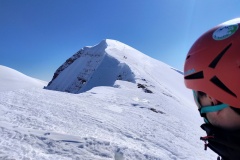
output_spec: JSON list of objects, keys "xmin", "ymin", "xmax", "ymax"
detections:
[
  {"xmin": 0, "ymin": 65, "xmax": 47, "ymax": 92},
  {"xmin": 0, "ymin": 40, "xmax": 217, "ymax": 159}
]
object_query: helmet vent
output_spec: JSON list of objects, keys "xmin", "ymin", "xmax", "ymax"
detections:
[
  {"xmin": 210, "ymin": 76, "xmax": 236, "ymax": 97},
  {"xmin": 186, "ymin": 55, "xmax": 190, "ymax": 60},
  {"xmin": 208, "ymin": 43, "xmax": 232, "ymax": 69},
  {"xmin": 185, "ymin": 71, "xmax": 204, "ymax": 79}
]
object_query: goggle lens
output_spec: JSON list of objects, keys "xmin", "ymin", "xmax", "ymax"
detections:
[{"xmin": 192, "ymin": 90, "xmax": 202, "ymax": 109}]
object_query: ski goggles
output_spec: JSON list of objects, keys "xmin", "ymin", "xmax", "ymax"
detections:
[{"xmin": 192, "ymin": 90, "xmax": 229, "ymax": 123}]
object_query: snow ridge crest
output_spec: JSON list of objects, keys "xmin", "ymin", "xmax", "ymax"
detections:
[{"xmin": 45, "ymin": 39, "xmax": 136, "ymax": 93}]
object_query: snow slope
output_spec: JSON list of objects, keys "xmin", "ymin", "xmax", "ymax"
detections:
[
  {"xmin": 0, "ymin": 83, "xmax": 216, "ymax": 160},
  {"xmin": 0, "ymin": 65, "xmax": 47, "ymax": 91},
  {"xmin": 0, "ymin": 39, "xmax": 217, "ymax": 159},
  {"xmin": 46, "ymin": 40, "xmax": 188, "ymax": 99}
]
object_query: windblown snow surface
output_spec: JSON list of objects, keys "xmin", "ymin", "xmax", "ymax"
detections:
[{"xmin": 0, "ymin": 40, "xmax": 217, "ymax": 160}]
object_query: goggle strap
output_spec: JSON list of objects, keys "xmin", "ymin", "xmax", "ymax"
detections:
[{"xmin": 200, "ymin": 104, "xmax": 229, "ymax": 114}]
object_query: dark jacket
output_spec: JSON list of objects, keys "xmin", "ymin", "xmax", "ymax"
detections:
[{"xmin": 201, "ymin": 124, "xmax": 240, "ymax": 160}]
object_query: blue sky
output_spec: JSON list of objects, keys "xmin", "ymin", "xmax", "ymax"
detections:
[{"xmin": 1, "ymin": 0, "xmax": 240, "ymax": 81}]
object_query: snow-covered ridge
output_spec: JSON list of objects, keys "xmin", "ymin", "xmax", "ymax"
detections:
[
  {"xmin": 46, "ymin": 39, "xmax": 136, "ymax": 93},
  {"xmin": 0, "ymin": 65, "xmax": 47, "ymax": 91},
  {"xmin": 46, "ymin": 39, "xmax": 184, "ymax": 96}
]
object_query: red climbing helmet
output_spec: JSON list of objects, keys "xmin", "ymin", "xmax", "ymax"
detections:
[{"xmin": 184, "ymin": 18, "xmax": 240, "ymax": 108}]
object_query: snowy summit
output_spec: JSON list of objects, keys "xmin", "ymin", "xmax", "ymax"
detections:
[
  {"xmin": 46, "ymin": 39, "xmax": 182, "ymax": 95},
  {"xmin": 0, "ymin": 39, "xmax": 217, "ymax": 160},
  {"xmin": 46, "ymin": 39, "xmax": 135, "ymax": 93}
]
